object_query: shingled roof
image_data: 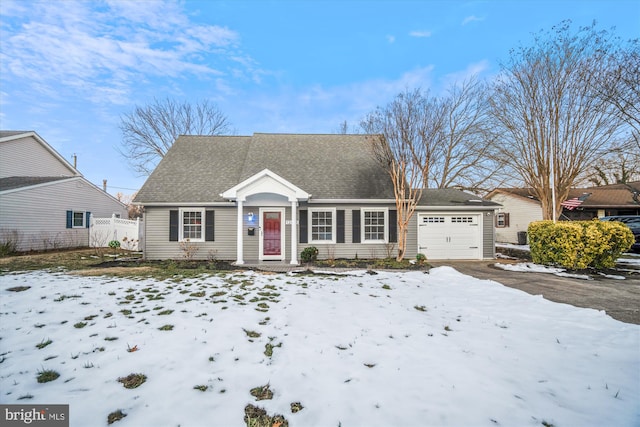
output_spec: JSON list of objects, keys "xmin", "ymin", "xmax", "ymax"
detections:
[
  {"xmin": 0, "ymin": 176, "xmax": 73, "ymax": 192},
  {"xmin": 134, "ymin": 133, "xmax": 396, "ymax": 204}
]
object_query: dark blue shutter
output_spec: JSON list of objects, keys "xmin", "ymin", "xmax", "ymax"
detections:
[
  {"xmin": 388, "ymin": 210, "xmax": 397, "ymax": 243},
  {"xmin": 352, "ymin": 209, "xmax": 361, "ymax": 243},
  {"xmin": 205, "ymin": 210, "xmax": 215, "ymax": 241},
  {"xmin": 66, "ymin": 211, "xmax": 73, "ymax": 228},
  {"xmin": 169, "ymin": 210, "xmax": 179, "ymax": 241},
  {"xmin": 85, "ymin": 212, "xmax": 91, "ymax": 228},
  {"xmin": 336, "ymin": 210, "xmax": 345, "ymax": 243},
  {"xmin": 299, "ymin": 210, "xmax": 308, "ymax": 243}
]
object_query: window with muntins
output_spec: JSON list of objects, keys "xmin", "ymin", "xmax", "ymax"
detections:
[
  {"xmin": 310, "ymin": 209, "xmax": 335, "ymax": 243},
  {"xmin": 72, "ymin": 211, "xmax": 85, "ymax": 228},
  {"xmin": 180, "ymin": 208, "xmax": 205, "ymax": 241},
  {"xmin": 363, "ymin": 209, "xmax": 386, "ymax": 242}
]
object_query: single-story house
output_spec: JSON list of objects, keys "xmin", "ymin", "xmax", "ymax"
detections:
[
  {"xmin": 486, "ymin": 182, "xmax": 640, "ymax": 244},
  {"xmin": 133, "ymin": 133, "xmax": 500, "ymax": 263},
  {"xmin": 0, "ymin": 131, "xmax": 128, "ymax": 251}
]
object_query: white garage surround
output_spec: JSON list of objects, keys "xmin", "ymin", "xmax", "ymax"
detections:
[{"xmin": 418, "ymin": 212, "xmax": 483, "ymax": 260}]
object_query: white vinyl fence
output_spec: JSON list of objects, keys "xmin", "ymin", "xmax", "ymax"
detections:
[{"xmin": 90, "ymin": 215, "xmax": 143, "ymax": 251}]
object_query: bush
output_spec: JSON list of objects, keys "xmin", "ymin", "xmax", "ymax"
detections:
[
  {"xmin": 528, "ymin": 220, "xmax": 633, "ymax": 269},
  {"xmin": 0, "ymin": 229, "xmax": 21, "ymax": 257},
  {"xmin": 300, "ymin": 246, "xmax": 319, "ymax": 263},
  {"xmin": 108, "ymin": 240, "xmax": 121, "ymax": 249}
]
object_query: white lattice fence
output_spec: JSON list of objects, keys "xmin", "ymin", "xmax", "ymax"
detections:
[{"xmin": 90, "ymin": 215, "xmax": 142, "ymax": 251}]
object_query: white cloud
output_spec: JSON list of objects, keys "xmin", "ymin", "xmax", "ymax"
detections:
[
  {"xmin": 462, "ymin": 15, "xmax": 484, "ymax": 25},
  {"xmin": 0, "ymin": 0, "xmax": 245, "ymax": 106},
  {"xmin": 409, "ymin": 30, "xmax": 432, "ymax": 38}
]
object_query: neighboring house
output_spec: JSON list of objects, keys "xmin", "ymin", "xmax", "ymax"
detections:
[
  {"xmin": 134, "ymin": 133, "xmax": 499, "ymax": 263},
  {"xmin": 0, "ymin": 131, "xmax": 128, "ymax": 251},
  {"xmin": 487, "ymin": 182, "xmax": 640, "ymax": 244}
]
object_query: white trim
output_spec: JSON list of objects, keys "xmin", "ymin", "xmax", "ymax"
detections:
[
  {"xmin": 71, "ymin": 210, "xmax": 87, "ymax": 228},
  {"xmin": 135, "ymin": 201, "xmax": 234, "ymax": 207},
  {"xmin": 309, "ymin": 207, "xmax": 337, "ymax": 244},
  {"xmin": 259, "ymin": 207, "xmax": 286, "ymax": 261},
  {"xmin": 178, "ymin": 207, "xmax": 206, "ymax": 242},
  {"xmin": 361, "ymin": 207, "xmax": 388, "ymax": 243},
  {"xmin": 222, "ymin": 168, "xmax": 310, "ymax": 202}
]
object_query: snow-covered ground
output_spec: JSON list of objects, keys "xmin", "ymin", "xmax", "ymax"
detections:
[{"xmin": 1, "ymin": 268, "xmax": 638, "ymax": 427}]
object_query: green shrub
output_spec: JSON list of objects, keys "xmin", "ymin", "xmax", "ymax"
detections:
[
  {"xmin": 416, "ymin": 253, "xmax": 427, "ymax": 264},
  {"xmin": 300, "ymin": 246, "xmax": 319, "ymax": 263},
  {"xmin": 109, "ymin": 240, "xmax": 121, "ymax": 249},
  {"xmin": 528, "ymin": 220, "xmax": 633, "ymax": 269}
]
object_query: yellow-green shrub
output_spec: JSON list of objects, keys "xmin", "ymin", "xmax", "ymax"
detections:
[{"xmin": 527, "ymin": 220, "xmax": 633, "ymax": 269}]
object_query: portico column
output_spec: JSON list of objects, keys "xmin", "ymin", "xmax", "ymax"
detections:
[
  {"xmin": 290, "ymin": 200, "xmax": 298, "ymax": 264},
  {"xmin": 236, "ymin": 199, "xmax": 244, "ymax": 265}
]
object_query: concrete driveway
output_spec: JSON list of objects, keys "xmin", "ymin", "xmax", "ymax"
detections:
[{"xmin": 429, "ymin": 260, "xmax": 640, "ymax": 325}]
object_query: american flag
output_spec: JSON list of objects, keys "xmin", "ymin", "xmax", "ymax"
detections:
[{"xmin": 561, "ymin": 193, "xmax": 591, "ymax": 210}]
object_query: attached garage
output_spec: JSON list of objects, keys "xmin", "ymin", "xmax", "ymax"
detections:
[{"xmin": 413, "ymin": 189, "xmax": 502, "ymax": 260}]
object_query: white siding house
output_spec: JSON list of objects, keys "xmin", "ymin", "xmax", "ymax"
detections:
[
  {"xmin": 486, "ymin": 190, "xmax": 542, "ymax": 244},
  {"xmin": 0, "ymin": 131, "xmax": 128, "ymax": 252}
]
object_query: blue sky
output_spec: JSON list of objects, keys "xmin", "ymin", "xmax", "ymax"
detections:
[{"xmin": 1, "ymin": 0, "xmax": 638, "ymax": 196}]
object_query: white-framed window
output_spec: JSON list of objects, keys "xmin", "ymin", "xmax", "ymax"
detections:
[
  {"xmin": 179, "ymin": 208, "xmax": 205, "ymax": 242},
  {"xmin": 362, "ymin": 208, "xmax": 387, "ymax": 243},
  {"xmin": 72, "ymin": 210, "xmax": 86, "ymax": 228},
  {"xmin": 309, "ymin": 208, "xmax": 336, "ymax": 244}
]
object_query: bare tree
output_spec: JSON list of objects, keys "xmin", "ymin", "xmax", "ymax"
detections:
[
  {"xmin": 488, "ymin": 21, "xmax": 625, "ymax": 220},
  {"xmin": 430, "ymin": 77, "xmax": 505, "ymax": 192},
  {"xmin": 119, "ymin": 98, "xmax": 232, "ymax": 175},
  {"xmin": 361, "ymin": 89, "xmax": 440, "ymax": 261},
  {"xmin": 585, "ymin": 148, "xmax": 640, "ymax": 186}
]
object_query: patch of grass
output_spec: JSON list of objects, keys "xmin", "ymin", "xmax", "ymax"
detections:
[
  {"xmin": 364, "ymin": 363, "xmax": 376, "ymax": 368},
  {"xmin": 34, "ymin": 323, "xmax": 45, "ymax": 328},
  {"xmin": 53, "ymin": 294, "xmax": 81, "ymax": 302},
  {"xmin": 74, "ymin": 322, "xmax": 87, "ymax": 329},
  {"xmin": 117, "ymin": 373, "xmax": 146, "ymax": 389},
  {"xmin": 444, "ymin": 325, "xmax": 452, "ymax": 332},
  {"xmin": 190, "ymin": 291, "xmax": 206, "ymax": 297},
  {"xmin": 414, "ymin": 305, "xmax": 427, "ymax": 312},
  {"xmin": 381, "ymin": 284, "xmax": 391, "ymax": 290},
  {"xmin": 7, "ymin": 286, "xmax": 30, "ymax": 292},
  {"xmin": 244, "ymin": 404, "xmax": 289, "ymax": 427},
  {"xmin": 44, "ymin": 355, "xmax": 57, "ymax": 361},
  {"xmin": 157, "ymin": 309, "xmax": 174, "ymax": 315},
  {"xmin": 258, "ymin": 317, "xmax": 270, "ymax": 325},
  {"xmin": 119, "ymin": 309, "xmax": 132, "ymax": 316},
  {"xmin": 107, "ymin": 410, "xmax": 127, "ymax": 425},
  {"xmin": 18, "ymin": 394, "xmax": 34, "ymax": 400},
  {"xmin": 105, "ymin": 337, "xmax": 118, "ymax": 341},
  {"xmin": 193, "ymin": 385, "xmax": 208, "ymax": 392},
  {"xmin": 244, "ymin": 329, "xmax": 261, "ymax": 339},
  {"xmin": 158, "ymin": 324, "xmax": 174, "ymax": 331},
  {"xmin": 264, "ymin": 342, "xmax": 282, "ymax": 357},
  {"xmin": 290, "ymin": 402, "xmax": 304, "ymax": 413},
  {"xmin": 36, "ymin": 338, "xmax": 52, "ymax": 349},
  {"xmin": 36, "ymin": 369, "xmax": 60, "ymax": 383},
  {"xmin": 250, "ymin": 384, "xmax": 274, "ymax": 401}
]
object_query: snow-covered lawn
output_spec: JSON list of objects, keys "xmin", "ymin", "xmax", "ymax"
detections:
[{"xmin": 1, "ymin": 268, "xmax": 638, "ymax": 427}]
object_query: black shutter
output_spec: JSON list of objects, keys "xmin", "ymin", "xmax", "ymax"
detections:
[
  {"xmin": 505, "ymin": 213, "xmax": 510, "ymax": 227},
  {"xmin": 352, "ymin": 209, "xmax": 361, "ymax": 243},
  {"xmin": 85, "ymin": 212, "xmax": 91, "ymax": 228},
  {"xmin": 388, "ymin": 209, "xmax": 397, "ymax": 243},
  {"xmin": 169, "ymin": 210, "xmax": 179, "ymax": 241},
  {"xmin": 205, "ymin": 210, "xmax": 215, "ymax": 241},
  {"xmin": 66, "ymin": 211, "xmax": 72, "ymax": 229},
  {"xmin": 336, "ymin": 210, "xmax": 345, "ymax": 243},
  {"xmin": 299, "ymin": 210, "xmax": 308, "ymax": 243}
]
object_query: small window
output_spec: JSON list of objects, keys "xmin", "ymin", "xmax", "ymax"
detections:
[
  {"xmin": 496, "ymin": 213, "xmax": 509, "ymax": 228},
  {"xmin": 310, "ymin": 209, "xmax": 335, "ymax": 243},
  {"xmin": 423, "ymin": 216, "xmax": 445, "ymax": 223},
  {"xmin": 362, "ymin": 208, "xmax": 387, "ymax": 242},
  {"xmin": 452, "ymin": 217, "xmax": 474, "ymax": 223},
  {"xmin": 72, "ymin": 211, "xmax": 85, "ymax": 228},
  {"xmin": 180, "ymin": 208, "xmax": 205, "ymax": 241}
]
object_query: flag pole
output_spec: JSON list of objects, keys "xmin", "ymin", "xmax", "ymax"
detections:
[{"xmin": 551, "ymin": 139, "xmax": 556, "ymax": 223}]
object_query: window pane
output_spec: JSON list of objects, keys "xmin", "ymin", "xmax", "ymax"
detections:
[
  {"xmin": 311, "ymin": 211, "xmax": 333, "ymax": 241},
  {"xmin": 364, "ymin": 211, "xmax": 385, "ymax": 241},
  {"xmin": 73, "ymin": 211, "xmax": 84, "ymax": 227},
  {"xmin": 182, "ymin": 211, "xmax": 202, "ymax": 240}
]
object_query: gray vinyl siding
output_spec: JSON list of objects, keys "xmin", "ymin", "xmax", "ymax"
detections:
[
  {"xmin": 143, "ymin": 207, "xmax": 237, "ymax": 260},
  {"xmin": 0, "ymin": 136, "xmax": 75, "ymax": 178},
  {"xmin": 298, "ymin": 203, "xmax": 399, "ymax": 260},
  {"xmin": 483, "ymin": 210, "xmax": 496, "ymax": 259},
  {"xmin": 0, "ymin": 178, "xmax": 128, "ymax": 251}
]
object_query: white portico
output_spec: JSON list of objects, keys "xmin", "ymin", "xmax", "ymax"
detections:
[{"xmin": 221, "ymin": 169, "xmax": 310, "ymax": 265}]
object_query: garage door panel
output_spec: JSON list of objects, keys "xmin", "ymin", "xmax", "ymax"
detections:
[{"xmin": 418, "ymin": 214, "xmax": 481, "ymax": 260}]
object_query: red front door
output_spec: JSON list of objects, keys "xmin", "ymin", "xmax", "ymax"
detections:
[{"xmin": 263, "ymin": 212, "xmax": 281, "ymax": 256}]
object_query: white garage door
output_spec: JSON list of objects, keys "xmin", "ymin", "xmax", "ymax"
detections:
[{"xmin": 418, "ymin": 214, "xmax": 482, "ymax": 260}]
